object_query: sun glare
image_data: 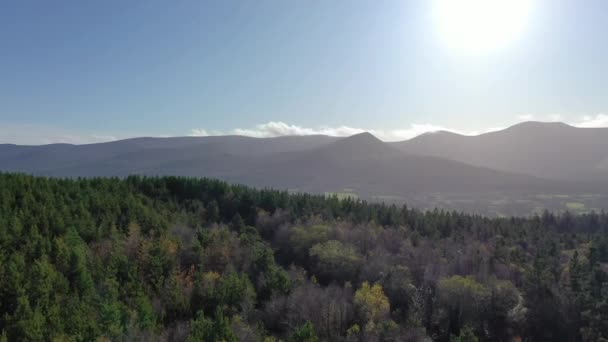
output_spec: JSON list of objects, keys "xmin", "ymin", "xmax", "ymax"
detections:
[{"xmin": 433, "ymin": 0, "xmax": 535, "ymax": 55}]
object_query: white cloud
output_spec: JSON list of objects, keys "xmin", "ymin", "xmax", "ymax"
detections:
[
  {"xmin": 191, "ymin": 121, "xmax": 476, "ymax": 142},
  {"xmin": 0, "ymin": 121, "xmax": 488, "ymax": 144},
  {"xmin": 189, "ymin": 113, "xmax": 608, "ymax": 143},
  {"xmin": 7, "ymin": 113, "xmax": 608, "ymax": 145},
  {"xmin": 230, "ymin": 121, "xmax": 365, "ymax": 138},
  {"xmin": 190, "ymin": 128, "xmax": 210, "ymax": 137},
  {"xmin": 517, "ymin": 113, "xmax": 566, "ymax": 123},
  {"xmin": 548, "ymin": 114, "xmax": 562, "ymax": 121},
  {"xmin": 518, "ymin": 114, "xmax": 534, "ymax": 121},
  {"xmin": 571, "ymin": 114, "xmax": 608, "ymax": 128}
]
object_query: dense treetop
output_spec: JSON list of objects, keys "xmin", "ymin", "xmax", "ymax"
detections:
[{"xmin": 0, "ymin": 173, "xmax": 607, "ymax": 341}]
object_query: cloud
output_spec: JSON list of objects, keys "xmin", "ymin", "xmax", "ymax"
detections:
[
  {"xmin": 571, "ymin": 114, "xmax": 608, "ymax": 128},
  {"xmin": 190, "ymin": 121, "xmax": 479, "ymax": 142},
  {"xmin": 192, "ymin": 113, "xmax": 608, "ymax": 143},
  {"xmin": 518, "ymin": 114, "xmax": 534, "ymax": 121},
  {"xmin": 230, "ymin": 121, "xmax": 365, "ymax": 138},
  {"xmin": 549, "ymin": 114, "xmax": 562, "ymax": 121},
  {"xmin": 518, "ymin": 113, "xmax": 567, "ymax": 122},
  {"xmin": 190, "ymin": 128, "xmax": 210, "ymax": 137},
  {"xmin": 8, "ymin": 113, "xmax": 608, "ymax": 145}
]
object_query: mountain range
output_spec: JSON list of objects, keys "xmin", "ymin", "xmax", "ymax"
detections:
[
  {"xmin": 1, "ymin": 121, "xmax": 607, "ymax": 215},
  {"xmin": 393, "ymin": 121, "xmax": 608, "ymax": 182}
]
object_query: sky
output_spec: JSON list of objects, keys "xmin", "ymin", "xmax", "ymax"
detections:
[{"xmin": 1, "ymin": 0, "xmax": 608, "ymax": 144}]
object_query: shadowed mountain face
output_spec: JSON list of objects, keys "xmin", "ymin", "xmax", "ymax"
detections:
[
  {"xmin": 393, "ymin": 122, "xmax": 608, "ymax": 182},
  {"xmin": 1, "ymin": 124, "xmax": 607, "ymax": 215},
  {"xmin": 0, "ymin": 128, "xmax": 584, "ymax": 192},
  {"xmin": 221, "ymin": 132, "xmax": 561, "ymax": 195},
  {"xmin": 0, "ymin": 135, "xmax": 340, "ymax": 176}
]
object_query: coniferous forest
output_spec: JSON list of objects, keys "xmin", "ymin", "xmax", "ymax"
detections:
[{"xmin": 1, "ymin": 173, "xmax": 607, "ymax": 341}]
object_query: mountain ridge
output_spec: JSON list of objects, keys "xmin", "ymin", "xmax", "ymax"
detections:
[
  {"xmin": 394, "ymin": 121, "xmax": 608, "ymax": 182},
  {"xmin": 1, "ymin": 122, "xmax": 607, "ymax": 215}
]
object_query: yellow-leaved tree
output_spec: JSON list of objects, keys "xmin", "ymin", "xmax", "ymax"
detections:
[{"xmin": 354, "ymin": 282, "xmax": 390, "ymax": 324}]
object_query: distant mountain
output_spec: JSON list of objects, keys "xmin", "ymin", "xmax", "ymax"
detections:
[
  {"xmin": 0, "ymin": 135, "xmax": 340, "ymax": 176},
  {"xmin": 393, "ymin": 122, "xmax": 608, "ymax": 182},
  {"xmin": 1, "ymin": 127, "xmax": 607, "ymax": 215},
  {"xmin": 224, "ymin": 132, "xmax": 558, "ymax": 195},
  {"xmin": 0, "ymin": 130, "xmax": 571, "ymax": 193}
]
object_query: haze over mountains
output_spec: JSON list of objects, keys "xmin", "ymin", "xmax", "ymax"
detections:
[
  {"xmin": 1, "ymin": 121, "xmax": 607, "ymax": 215},
  {"xmin": 394, "ymin": 121, "xmax": 608, "ymax": 182}
]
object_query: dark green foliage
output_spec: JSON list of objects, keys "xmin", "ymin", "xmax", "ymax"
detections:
[
  {"xmin": 290, "ymin": 321, "xmax": 319, "ymax": 342},
  {"xmin": 450, "ymin": 325, "xmax": 478, "ymax": 342},
  {"xmin": 309, "ymin": 240, "xmax": 361, "ymax": 284},
  {"xmin": 188, "ymin": 308, "xmax": 237, "ymax": 342},
  {"xmin": 0, "ymin": 173, "xmax": 606, "ymax": 341}
]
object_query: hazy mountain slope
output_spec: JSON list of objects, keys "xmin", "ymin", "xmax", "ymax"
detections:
[
  {"xmin": 393, "ymin": 122, "xmax": 608, "ymax": 181},
  {"xmin": 1, "ymin": 129, "xmax": 602, "ymax": 211},
  {"xmin": 0, "ymin": 135, "xmax": 339, "ymax": 175},
  {"xmin": 213, "ymin": 133, "xmax": 565, "ymax": 195},
  {"xmin": 1, "ymin": 131, "xmax": 558, "ymax": 194}
]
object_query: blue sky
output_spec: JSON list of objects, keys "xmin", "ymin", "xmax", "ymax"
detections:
[{"xmin": 1, "ymin": 0, "xmax": 608, "ymax": 144}]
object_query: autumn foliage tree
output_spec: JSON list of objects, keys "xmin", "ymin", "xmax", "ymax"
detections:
[{"xmin": 0, "ymin": 173, "xmax": 606, "ymax": 341}]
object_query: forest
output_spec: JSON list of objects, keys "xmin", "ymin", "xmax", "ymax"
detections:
[{"xmin": 0, "ymin": 173, "xmax": 607, "ymax": 341}]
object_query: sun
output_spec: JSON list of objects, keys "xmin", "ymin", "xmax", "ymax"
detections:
[{"xmin": 432, "ymin": 0, "xmax": 535, "ymax": 55}]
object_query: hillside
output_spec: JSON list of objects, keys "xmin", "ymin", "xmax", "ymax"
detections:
[
  {"xmin": 2, "ymin": 128, "xmax": 607, "ymax": 215},
  {"xmin": 0, "ymin": 135, "xmax": 339, "ymax": 176},
  {"xmin": 0, "ymin": 131, "xmax": 566, "ymax": 195},
  {"xmin": 227, "ymin": 132, "xmax": 557, "ymax": 195},
  {"xmin": 393, "ymin": 121, "xmax": 608, "ymax": 182}
]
